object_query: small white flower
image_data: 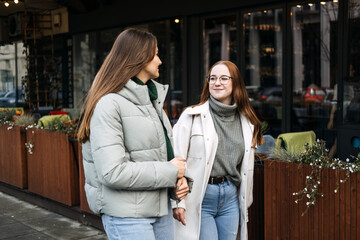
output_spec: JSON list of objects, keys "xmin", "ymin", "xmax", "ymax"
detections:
[
  {"xmin": 307, "ymin": 194, "xmax": 310, "ymax": 198},
  {"xmin": 340, "ymin": 180, "xmax": 343, "ymax": 183},
  {"xmin": 346, "ymin": 158, "xmax": 350, "ymax": 162},
  {"xmin": 304, "ymin": 188, "xmax": 307, "ymax": 191},
  {"xmin": 306, "ymin": 202, "xmax": 310, "ymax": 205},
  {"xmin": 334, "ymin": 189, "xmax": 338, "ymax": 193},
  {"xmin": 317, "ymin": 181, "xmax": 320, "ymax": 184}
]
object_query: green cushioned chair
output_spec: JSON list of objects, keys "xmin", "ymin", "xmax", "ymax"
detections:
[
  {"xmin": 275, "ymin": 131, "xmax": 316, "ymax": 154},
  {"xmin": 37, "ymin": 114, "xmax": 71, "ymax": 128}
]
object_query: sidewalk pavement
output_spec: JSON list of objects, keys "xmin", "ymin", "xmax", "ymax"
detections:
[{"xmin": 0, "ymin": 191, "xmax": 107, "ymax": 240}]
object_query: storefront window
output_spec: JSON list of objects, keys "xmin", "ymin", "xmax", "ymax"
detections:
[
  {"xmin": 291, "ymin": 2, "xmax": 339, "ymax": 155},
  {"xmin": 203, "ymin": 15, "xmax": 237, "ymax": 75},
  {"xmin": 244, "ymin": 9, "xmax": 283, "ymax": 137},
  {"xmin": 0, "ymin": 42, "xmax": 26, "ymax": 108},
  {"xmin": 343, "ymin": 0, "xmax": 360, "ymax": 124},
  {"xmin": 73, "ymin": 21, "xmax": 184, "ymax": 123}
]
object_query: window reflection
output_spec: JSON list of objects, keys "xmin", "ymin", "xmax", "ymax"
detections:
[
  {"xmin": 244, "ymin": 9, "xmax": 283, "ymax": 137},
  {"xmin": 203, "ymin": 15, "xmax": 237, "ymax": 75},
  {"xmin": 291, "ymin": 2, "xmax": 338, "ymax": 156},
  {"xmin": 343, "ymin": 0, "xmax": 360, "ymax": 124},
  {"xmin": 0, "ymin": 42, "xmax": 26, "ymax": 108},
  {"xmin": 73, "ymin": 21, "xmax": 184, "ymax": 124}
]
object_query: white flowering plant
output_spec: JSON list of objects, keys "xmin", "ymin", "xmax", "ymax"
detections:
[{"xmin": 290, "ymin": 139, "xmax": 360, "ymax": 215}]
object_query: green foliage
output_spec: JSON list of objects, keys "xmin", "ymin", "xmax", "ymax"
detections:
[
  {"xmin": 289, "ymin": 139, "xmax": 360, "ymax": 215},
  {"xmin": 44, "ymin": 117, "xmax": 78, "ymax": 137},
  {"xmin": 272, "ymin": 147, "xmax": 300, "ymax": 162},
  {"xmin": 14, "ymin": 113, "xmax": 36, "ymax": 127},
  {"xmin": 0, "ymin": 110, "xmax": 16, "ymax": 125}
]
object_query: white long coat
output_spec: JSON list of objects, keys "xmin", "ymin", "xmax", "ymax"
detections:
[{"xmin": 172, "ymin": 101, "xmax": 255, "ymax": 240}]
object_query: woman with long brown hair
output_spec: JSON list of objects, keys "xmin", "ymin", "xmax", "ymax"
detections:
[
  {"xmin": 172, "ymin": 60, "xmax": 263, "ymax": 240},
  {"xmin": 77, "ymin": 28, "xmax": 188, "ymax": 240}
]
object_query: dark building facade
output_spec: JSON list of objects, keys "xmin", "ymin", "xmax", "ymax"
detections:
[{"xmin": 0, "ymin": 0, "xmax": 359, "ymax": 159}]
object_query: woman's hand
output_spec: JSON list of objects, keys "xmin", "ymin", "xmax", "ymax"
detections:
[
  {"xmin": 175, "ymin": 177, "xmax": 189, "ymax": 200},
  {"xmin": 170, "ymin": 158, "xmax": 186, "ymax": 179},
  {"xmin": 173, "ymin": 208, "xmax": 186, "ymax": 226}
]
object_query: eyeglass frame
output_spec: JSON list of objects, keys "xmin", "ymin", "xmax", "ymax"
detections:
[{"xmin": 207, "ymin": 75, "xmax": 232, "ymax": 85}]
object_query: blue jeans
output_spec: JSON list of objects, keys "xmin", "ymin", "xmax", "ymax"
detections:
[
  {"xmin": 101, "ymin": 200, "xmax": 173, "ymax": 240},
  {"xmin": 200, "ymin": 180, "xmax": 239, "ymax": 240}
]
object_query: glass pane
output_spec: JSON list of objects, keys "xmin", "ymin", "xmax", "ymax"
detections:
[
  {"xmin": 344, "ymin": 0, "xmax": 360, "ymax": 124},
  {"xmin": 244, "ymin": 9, "xmax": 283, "ymax": 137},
  {"xmin": 0, "ymin": 42, "xmax": 26, "ymax": 107},
  {"xmin": 73, "ymin": 28, "xmax": 122, "ymax": 110},
  {"xmin": 203, "ymin": 15, "xmax": 237, "ymax": 75},
  {"xmin": 291, "ymin": 2, "xmax": 339, "ymax": 155},
  {"xmin": 73, "ymin": 32, "xmax": 98, "ymax": 110},
  {"xmin": 133, "ymin": 20, "xmax": 184, "ymax": 124},
  {"xmin": 73, "ymin": 21, "xmax": 184, "ymax": 124}
]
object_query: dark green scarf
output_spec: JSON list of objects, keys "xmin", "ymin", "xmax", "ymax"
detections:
[{"xmin": 132, "ymin": 77, "xmax": 174, "ymax": 161}]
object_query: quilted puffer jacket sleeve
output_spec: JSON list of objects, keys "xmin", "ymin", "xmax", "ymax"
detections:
[{"xmin": 90, "ymin": 96, "xmax": 178, "ymax": 190}]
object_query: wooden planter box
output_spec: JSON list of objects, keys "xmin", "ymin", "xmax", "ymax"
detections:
[
  {"xmin": 26, "ymin": 129, "xmax": 80, "ymax": 206},
  {"xmin": 75, "ymin": 141, "xmax": 95, "ymax": 214},
  {"xmin": 0, "ymin": 125, "xmax": 27, "ymax": 188},
  {"xmin": 264, "ymin": 159, "xmax": 360, "ymax": 239},
  {"xmin": 247, "ymin": 164, "xmax": 264, "ymax": 240}
]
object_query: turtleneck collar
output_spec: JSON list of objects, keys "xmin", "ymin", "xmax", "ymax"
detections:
[{"xmin": 209, "ymin": 95, "xmax": 237, "ymax": 117}]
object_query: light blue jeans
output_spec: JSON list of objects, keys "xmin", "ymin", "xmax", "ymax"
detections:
[
  {"xmin": 200, "ymin": 180, "xmax": 240, "ymax": 240},
  {"xmin": 101, "ymin": 200, "xmax": 173, "ymax": 240}
]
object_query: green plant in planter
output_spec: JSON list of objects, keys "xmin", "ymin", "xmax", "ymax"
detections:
[
  {"xmin": 44, "ymin": 117, "xmax": 78, "ymax": 137},
  {"xmin": 0, "ymin": 110, "xmax": 16, "ymax": 126},
  {"xmin": 14, "ymin": 113, "xmax": 36, "ymax": 127},
  {"xmin": 273, "ymin": 139, "xmax": 360, "ymax": 215}
]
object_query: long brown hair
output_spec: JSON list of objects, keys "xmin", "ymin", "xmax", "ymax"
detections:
[
  {"xmin": 200, "ymin": 61, "xmax": 263, "ymax": 146},
  {"xmin": 77, "ymin": 28, "xmax": 157, "ymax": 143}
]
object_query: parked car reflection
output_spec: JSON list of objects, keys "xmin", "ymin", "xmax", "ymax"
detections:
[{"xmin": 0, "ymin": 88, "xmax": 24, "ymax": 107}]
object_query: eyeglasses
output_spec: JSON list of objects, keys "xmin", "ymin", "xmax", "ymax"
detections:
[{"xmin": 208, "ymin": 75, "xmax": 232, "ymax": 85}]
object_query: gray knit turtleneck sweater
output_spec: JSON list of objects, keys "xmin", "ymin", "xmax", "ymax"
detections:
[{"xmin": 209, "ymin": 96, "xmax": 245, "ymax": 186}]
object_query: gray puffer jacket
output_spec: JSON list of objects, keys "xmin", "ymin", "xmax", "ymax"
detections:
[{"xmin": 82, "ymin": 79, "xmax": 179, "ymax": 218}]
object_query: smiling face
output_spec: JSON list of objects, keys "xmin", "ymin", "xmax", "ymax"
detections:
[
  {"xmin": 209, "ymin": 64, "xmax": 233, "ymax": 105},
  {"xmin": 136, "ymin": 47, "xmax": 162, "ymax": 83}
]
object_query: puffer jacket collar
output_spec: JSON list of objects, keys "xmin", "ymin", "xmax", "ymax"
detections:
[{"xmin": 117, "ymin": 79, "xmax": 169, "ymax": 119}]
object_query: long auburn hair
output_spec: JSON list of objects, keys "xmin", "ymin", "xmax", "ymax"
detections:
[
  {"xmin": 77, "ymin": 28, "xmax": 158, "ymax": 143},
  {"xmin": 200, "ymin": 61, "xmax": 264, "ymax": 146}
]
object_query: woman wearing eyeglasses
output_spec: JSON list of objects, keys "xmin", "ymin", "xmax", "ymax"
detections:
[{"xmin": 172, "ymin": 61, "xmax": 263, "ymax": 240}]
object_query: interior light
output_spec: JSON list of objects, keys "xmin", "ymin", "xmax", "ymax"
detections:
[
  {"xmin": 308, "ymin": 3, "xmax": 313, "ymax": 6},
  {"xmin": 14, "ymin": 0, "xmax": 19, "ymax": 3},
  {"xmin": 174, "ymin": 19, "xmax": 180, "ymax": 24},
  {"xmin": 320, "ymin": 1, "xmax": 326, "ymax": 4},
  {"xmin": 248, "ymin": 13, "xmax": 251, "ymax": 15},
  {"xmin": 4, "ymin": 1, "xmax": 9, "ymax": 7},
  {"xmin": 296, "ymin": 5, "xmax": 301, "ymax": 8},
  {"xmin": 333, "ymin": 0, "xmax": 338, "ymax": 2}
]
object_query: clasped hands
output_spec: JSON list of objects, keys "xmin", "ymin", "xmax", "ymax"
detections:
[{"xmin": 170, "ymin": 158, "xmax": 189, "ymax": 226}]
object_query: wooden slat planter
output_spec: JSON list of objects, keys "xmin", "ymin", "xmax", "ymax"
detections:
[
  {"xmin": 264, "ymin": 159, "xmax": 360, "ymax": 239},
  {"xmin": 26, "ymin": 129, "xmax": 80, "ymax": 206},
  {"xmin": 75, "ymin": 141, "xmax": 95, "ymax": 214},
  {"xmin": 247, "ymin": 164, "xmax": 264, "ymax": 240},
  {"xmin": 0, "ymin": 125, "xmax": 27, "ymax": 188}
]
